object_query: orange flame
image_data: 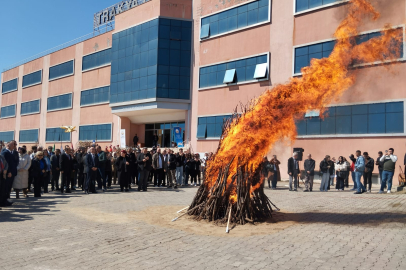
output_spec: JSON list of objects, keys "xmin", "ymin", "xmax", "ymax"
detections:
[{"xmin": 204, "ymin": 0, "xmax": 403, "ymax": 202}]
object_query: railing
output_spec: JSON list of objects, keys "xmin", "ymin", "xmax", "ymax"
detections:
[{"xmin": 3, "ymin": 23, "xmax": 114, "ymax": 72}]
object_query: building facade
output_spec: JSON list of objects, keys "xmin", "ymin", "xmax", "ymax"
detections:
[{"xmin": 1, "ymin": 0, "xmax": 405, "ymax": 180}]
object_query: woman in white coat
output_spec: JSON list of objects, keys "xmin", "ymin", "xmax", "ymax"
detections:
[{"xmin": 13, "ymin": 147, "xmax": 31, "ymax": 198}]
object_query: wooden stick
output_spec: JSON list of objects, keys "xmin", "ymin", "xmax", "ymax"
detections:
[
  {"xmin": 171, "ymin": 211, "xmax": 188, "ymax": 222},
  {"xmin": 225, "ymin": 207, "xmax": 232, "ymax": 233},
  {"xmin": 176, "ymin": 206, "xmax": 189, "ymax": 213}
]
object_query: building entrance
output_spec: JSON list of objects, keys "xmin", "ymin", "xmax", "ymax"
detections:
[{"xmin": 145, "ymin": 122, "xmax": 185, "ymax": 147}]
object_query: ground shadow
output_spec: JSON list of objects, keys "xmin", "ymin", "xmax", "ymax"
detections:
[{"xmin": 264, "ymin": 211, "xmax": 406, "ymax": 226}]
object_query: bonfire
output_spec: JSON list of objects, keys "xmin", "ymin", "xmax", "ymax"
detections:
[{"xmin": 180, "ymin": 0, "xmax": 403, "ymax": 230}]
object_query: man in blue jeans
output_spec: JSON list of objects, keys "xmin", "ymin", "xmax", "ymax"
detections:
[
  {"xmin": 353, "ymin": 150, "xmax": 366, "ymax": 194},
  {"xmin": 379, "ymin": 148, "xmax": 398, "ymax": 194}
]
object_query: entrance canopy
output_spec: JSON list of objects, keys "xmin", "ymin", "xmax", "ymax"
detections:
[{"xmin": 111, "ymin": 100, "xmax": 189, "ymax": 123}]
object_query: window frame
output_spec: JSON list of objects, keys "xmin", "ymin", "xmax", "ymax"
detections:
[
  {"xmin": 198, "ymin": 52, "xmax": 270, "ymax": 91},
  {"xmin": 45, "ymin": 126, "xmax": 72, "ymax": 143},
  {"xmin": 292, "ymin": 25, "xmax": 406, "ymax": 76},
  {"xmin": 82, "ymin": 47, "xmax": 112, "ymax": 73},
  {"xmin": 199, "ymin": 0, "xmax": 272, "ymax": 41},
  {"xmin": 196, "ymin": 113, "xmax": 234, "ymax": 140},
  {"xmin": 78, "ymin": 123, "xmax": 113, "ymax": 142},
  {"xmin": 293, "ymin": 0, "xmax": 349, "ymax": 16},
  {"xmin": 0, "ymin": 130, "xmax": 15, "ymax": 143},
  {"xmin": 1, "ymin": 78, "xmax": 18, "ymax": 95},
  {"xmin": 47, "ymin": 93, "xmax": 73, "ymax": 112},
  {"xmin": 80, "ymin": 85, "xmax": 111, "ymax": 107},
  {"xmin": 22, "ymin": 69, "xmax": 43, "ymax": 89},
  {"xmin": 48, "ymin": 59, "xmax": 75, "ymax": 82},
  {"xmin": 297, "ymin": 100, "xmax": 406, "ymax": 138},
  {"xmin": 20, "ymin": 98, "xmax": 41, "ymax": 116},
  {"xmin": 0, "ymin": 104, "xmax": 16, "ymax": 119},
  {"xmin": 19, "ymin": 128, "xmax": 39, "ymax": 143}
]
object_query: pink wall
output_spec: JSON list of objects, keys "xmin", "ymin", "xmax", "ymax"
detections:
[
  {"xmin": 1, "ymin": 91, "xmax": 17, "ymax": 106},
  {"xmin": 47, "ymin": 110, "xmax": 73, "ymax": 128},
  {"xmin": 82, "ymin": 32, "xmax": 112, "ymax": 55},
  {"xmin": 23, "ymin": 58, "xmax": 43, "ymax": 75},
  {"xmin": 80, "ymin": 104, "xmax": 113, "ymax": 125},
  {"xmin": 2, "ymin": 67, "xmax": 19, "ymax": 82},
  {"xmin": 20, "ymin": 114, "xmax": 41, "ymax": 130},
  {"xmin": 82, "ymin": 66, "xmax": 111, "ymax": 90},
  {"xmin": 48, "ymin": 76, "xmax": 75, "ymax": 97},
  {"xmin": 21, "ymin": 84, "xmax": 42, "ymax": 103}
]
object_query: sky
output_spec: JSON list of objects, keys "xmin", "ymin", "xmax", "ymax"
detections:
[{"xmin": 0, "ymin": 0, "xmax": 116, "ymax": 73}]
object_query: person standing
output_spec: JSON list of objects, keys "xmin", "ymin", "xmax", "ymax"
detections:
[
  {"xmin": 261, "ymin": 157, "xmax": 271, "ymax": 189},
  {"xmin": 30, "ymin": 152, "xmax": 47, "ymax": 198},
  {"xmin": 137, "ymin": 147, "xmax": 152, "ymax": 191},
  {"xmin": 175, "ymin": 148, "xmax": 185, "ymax": 187},
  {"xmin": 303, "ymin": 154, "xmax": 315, "ymax": 192},
  {"xmin": 354, "ymin": 150, "xmax": 366, "ymax": 194},
  {"xmin": 105, "ymin": 153, "xmax": 113, "ymax": 188},
  {"xmin": 167, "ymin": 150, "xmax": 177, "ymax": 189},
  {"xmin": 343, "ymin": 157, "xmax": 351, "ymax": 188},
  {"xmin": 287, "ymin": 152, "xmax": 300, "ymax": 191},
  {"xmin": 50, "ymin": 149, "xmax": 61, "ymax": 191},
  {"xmin": 0, "ymin": 150, "xmax": 9, "ymax": 205},
  {"xmin": 379, "ymin": 148, "xmax": 398, "ymax": 194},
  {"xmin": 319, "ymin": 155, "xmax": 331, "ymax": 192},
  {"xmin": 96, "ymin": 146, "xmax": 106, "ymax": 191},
  {"xmin": 75, "ymin": 148, "xmax": 85, "ymax": 190},
  {"xmin": 152, "ymin": 148, "xmax": 165, "ymax": 187},
  {"xmin": 270, "ymin": 155, "xmax": 281, "ymax": 189},
  {"xmin": 85, "ymin": 147, "xmax": 99, "ymax": 194},
  {"xmin": 349, "ymin": 154, "xmax": 357, "ymax": 190},
  {"xmin": 47, "ymin": 146, "xmax": 54, "ymax": 157},
  {"xmin": 363, "ymin": 152, "xmax": 374, "ymax": 193},
  {"xmin": 42, "ymin": 150, "xmax": 51, "ymax": 193},
  {"xmin": 376, "ymin": 151, "xmax": 384, "ymax": 185},
  {"xmin": 116, "ymin": 150, "xmax": 130, "ymax": 192},
  {"xmin": 162, "ymin": 149, "xmax": 169, "ymax": 186},
  {"xmin": 0, "ymin": 141, "xmax": 19, "ymax": 206},
  {"xmin": 60, "ymin": 146, "xmax": 73, "ymax": 194},
  {"xmin": 152, "ymin": 133, "xmax": 158, "ymax": 147},
  {"xmin": 335, "ymin": 156, "xmax": 347, "ymax": 191},
  {"xmin": 194, "ymin": 154, "xmax": 202, "ymax": 186},
  {"xmin": 128, "ymin": 148, "xmax": 136, "ymax": 188},
  {"xmin": 184, "ymin": 153, "xmax": 193, "ymax": 187},
  {"xmin": 13, "ymin": 147, "xmax": 31, "ymax": 198},
  {"xmin": 328, "ymin": 157, "xmax": 336, "ymax": 190},
  {"xmin": 133, "ymin": 134, "xmax": 139, "ymax": 147}
]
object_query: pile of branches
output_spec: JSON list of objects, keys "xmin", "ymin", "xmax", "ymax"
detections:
[{"xmin": 187, "ymin": 159, "xmax": 277, "ymax": 225}]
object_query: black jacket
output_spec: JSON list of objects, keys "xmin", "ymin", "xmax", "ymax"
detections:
[
  {"xmin": 320, "ymin": 159, "xmax": 330, "ymax": 173},
  {"xmin": 115, "ymin": 156, "xmax": 130, "ymax": 173},
  {"xmin": 50, "ymin": 154, "xmax": 60, "ymax": 172},
  {"xmin": 328, "ymin": 160, "xmax": 335, "ymax": 175},
  {"xmin": 365, "ymin": 157, "xmax": 374, "ymax": 173},
  {"xmin": 133, "ymin": 136, "xmax": 139, "ymax": 145},
  {"xmin": 1, "ymin": 149, "xmax": 18, "ymax": 176},
  {"xmin": 105, "ymin": 158, "xmax": 112, "ymax": 172},
  {"xmin": 304, "ymin": 159, "xmax": 315, "ymax": 176},
  {"xmin": 376, "ymin": 156, "xmax": 383, "ymax": 171},
  {"xmin": 82, "ymin": 154, "xmax": 89, "ymax": 173},
  {"xmin": 75, "ymin": 152, "xmax": 84, "ymax": 171},
  {"xmin": 287, "ymin": 157, "xmax": 299, "ymax": 175},
  {"xmin": 86, "ymin": 153, "xmax": 99, "ymax": 173},
  {"xmin": 168, "ymin": 154, "xmax": 177, "ymax": 170},
  {"xmin": 30, "ymin": 158, "xmax": 46, "ymax": 178},
  {"xmin": 137, "ymin": 152, "xmax": 152, "ymax": 171},
  {"xmin": 59, "ymin": 153, "xmax": 73, "ymax": 173},
  {"xmin": 175, "ymin": 154, "xmax": 185, "ymax": 167}
]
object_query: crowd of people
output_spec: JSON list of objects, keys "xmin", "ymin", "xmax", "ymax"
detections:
[
  {"xmin": 0, "ymin": 140, "xmax": 211, "ymax": 207},
  {"xmin": 261, "ymin": 148, "xmax": 400, "ymax": 195},
  {"xmin": 0, "ymin": 139, "xmax": 402, "ymax": 208}
]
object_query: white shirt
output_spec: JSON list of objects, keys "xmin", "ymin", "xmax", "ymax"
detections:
[{"xmin": 380, "ymin": 155, "xmax": 398, "ymax": 162}]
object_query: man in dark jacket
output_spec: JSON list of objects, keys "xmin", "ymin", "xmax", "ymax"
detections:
[
  {"xmin": 167, "ymin": 150, "xmax": 177, "ymax": 188},
  {"xmin": 175, "ymin": 149, "xmax": 185, "ymax": 186},
  {"xmin": 85, "ymin": 147, "xmax": 99, "ymax": 194},
  {"xmin": 0, "ymin": 140, "xmax": 18, "ymax": 206},
  {"xmin": 152, "ymin": 148, "xmax": 166, "ymax": 187},
  {"xmin": 376, "ymin": 151, "xmax": 384, "ymax": 185},
  {"xmin": 60, "ymin": 146, "xmax": 73, "ymax": 193},
  {"xmin": 137, "ymin": 147, "xmax": 152, "ymax": 191},
  {"xmin": 96, "ymin": 146, "xmax": 106, "ymax": 191},
  {"xmin": 133, "ymin": 134, "xmax": 139, "ymax": 147},
  {"xmin": 320, "ymin": 155, "xmax": 331, "ymax": 192},
  {"xmin": 50, "ymin": 149, "xmax": 61, "ymax": 191},
  {"xmin": 303, "ymin": 154, "xmax": 315, "ymax": 192},
  {"xmin": 128, "ymin": 148, "xmax": 137, "ymax": 188},
  {"xmin": 287, "ymin": 152, "xmax": 300, "ymax": 191},
  {"xmin": 75, "ymin": 147, "xmax": 85, "ymax": 190}
]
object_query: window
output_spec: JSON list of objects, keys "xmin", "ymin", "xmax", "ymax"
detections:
[
  {"xmin": 2, "ymin": 78, "xmax": 18, "ymax": 94},
  {"xmin": 21, "ymin": 99, "xmax": 40, "ymax": 115},
  {"xmin": 47, "ymin": 93, "xmax": 72, "ymax": 111},
  {"xmin": 81, "ymin": 86, "xmax": 110, "ymax": 106},
  {"xmin": 200, "ymin": 0, "xmax": 270, "ymax": 39},
  {"xmin": 46, "ymin": 128, "xmax": 71, "ymax": 142},
  {"xmin": 254, "ymin": 63, "xmax": 268, "ymax": 79},
  {"xmin": 197, "ymin": 115, "xmax": 233, "ymax": 138},
  {"xmin": 22, "ymin": 70, "xmax": 42, "ymax": 88},
  {"xmin": 82, "ymin": 48, "xmax": 112, "ymax": 71},
  {"xmin": 199, "ymin": 54, "xmax": 268, "ymax": 88},
  {"xmin": 49, "ymin": 60, "xmax": 74, "ymax": 80},
  {"xmin": 79, "ymin": 124, "xmax": 112, "ymax": 141},
  {"xmin": 19, "ymin": 129, "xmax": 38, "ymax": 143},
  {"xmin": 1, "ymin": 105, "xmax": 16, "ymax": 118},
  {"xmin": 295, "ymin": 0, "xmax": 342, "ymax": 13},
  {"xmin": 294, "ymin": 30, "xmax": 404, "ymax": 74},
  {"xmin": 156, "ymin": 19, "xmax": 192, "ymax": 100},
  {"xmin": 296, "ymin": 101, "xmax": 404, "ymax": 136},
  {"xmin": 0, "ymin": 131, "xmax": 14, "ymax": 143}
]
